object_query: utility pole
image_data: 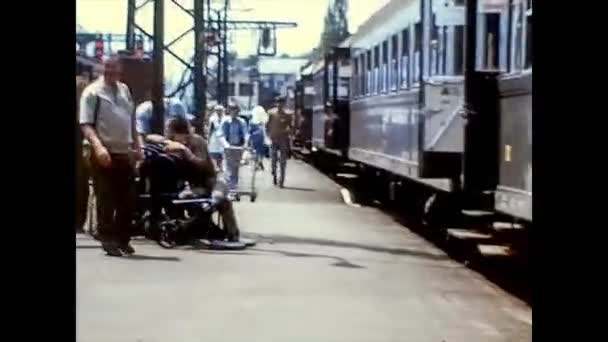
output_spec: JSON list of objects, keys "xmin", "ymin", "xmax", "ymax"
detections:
[
  {"xmin": 193, "ymin": 0, "xmax": 206, "ymax": 132},
  {"xmin": 216, "ymin": 10, "xmax": 223, "ymax": 105},
  {"xmin": 222, "ymin": 0, "xmax": 229, "ymax": 106},
  {"xmin": 126, "ymin": 0, "xmax": 136, "ymax": 51},
  {"xmin": 151, "ymin": 0, "xmax": 165, "ymax": 135},
  {"xmin": 123, "ymin": 0, "xmax": 297, "ymax": 128}
]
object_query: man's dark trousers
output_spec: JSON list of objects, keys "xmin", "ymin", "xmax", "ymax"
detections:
[
  {"xmin": 271, "ymin": 138, "xmax": 289, "ymax": 186},
  {"xmin": 75, "ymin": 145, "xmax": 90, "ymax": 232},
  {"xmin": 91, "ymin": 154, "xmax": 136, "ymax": 244}
]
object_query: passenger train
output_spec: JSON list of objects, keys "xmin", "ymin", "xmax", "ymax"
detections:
[{"xmin": 295, "ymin": 0, "xmax": 532, "ymax": 234}]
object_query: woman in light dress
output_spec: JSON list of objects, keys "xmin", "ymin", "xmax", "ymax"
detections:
[
  {"xmin": 249, "ymin": 105, "xmax": 270, "ymax": 170},
  {"xmin": 207, "ymin": 105, "xmax": 228, "ymax": 172}
]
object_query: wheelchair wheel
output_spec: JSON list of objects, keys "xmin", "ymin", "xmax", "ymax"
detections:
[{"xmin": 156, "ymin": 221, "xmax": 178, "ymax": 249}]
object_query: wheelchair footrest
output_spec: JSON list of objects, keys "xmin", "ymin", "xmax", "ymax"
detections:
[{"xmin": 172, "ymin": 198, "xmax": 215, "ymax": 205}]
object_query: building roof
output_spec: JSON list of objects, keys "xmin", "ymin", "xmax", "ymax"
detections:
[{"xmin": 258, "ymin": 57, "xmax": 308, "ymax": 75}]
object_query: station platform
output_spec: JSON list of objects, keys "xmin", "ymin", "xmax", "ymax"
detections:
[{"xmin": 77, "ymin": 158, "xmax": 531, "ymax": 342}]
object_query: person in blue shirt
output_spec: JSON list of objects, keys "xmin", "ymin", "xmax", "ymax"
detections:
[
  {"xmin": 221, "ymin": 103, "xmax": 249, "ymax": 196},
  {"xmin": 135, "ymin": 97, "xmax": 194, "ymax": 138}
]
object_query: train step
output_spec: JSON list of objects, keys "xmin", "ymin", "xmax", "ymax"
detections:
[
  {"xmin": 476, "ymin": 244, "xmax": 514, "ymax": 258},
  {"xmin": 446, "ymin": 228, "xmax": 493, "ymax": 241},
  {"xmin": 461, "ymin": 210, "xmax": 496, "ymax": 229},
  {"xmin": 492, "ymin": 222, "xmax": 524, "ymax": 231},
  {"xmin": 462, "ymin": 210, "xmax": 494, "ymax": 218}
]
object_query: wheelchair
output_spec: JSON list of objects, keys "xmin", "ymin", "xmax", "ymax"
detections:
[{"xmin": 133, "ymin": 144, "xmax": 249, "ymax": 250}]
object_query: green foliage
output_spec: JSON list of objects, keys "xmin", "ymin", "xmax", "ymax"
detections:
[{"xmin": 317, "ymin": 0, "xmax": 350, "ymax": 57}]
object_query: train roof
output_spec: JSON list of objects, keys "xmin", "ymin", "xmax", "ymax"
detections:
[
  {"xmin": 337, "ymin": 35, "xmax": 352, "ymax": 48},
  {"xmin": 311, "ymin": 58, "xmax": 325, "ymax": 75},
  {"xmin": 350, "ymin": 0, "xmax": 419, "ymax": 49},
  {"xmin": 300, "ymin": 62, "xmax": 314, "ymax": 76}
]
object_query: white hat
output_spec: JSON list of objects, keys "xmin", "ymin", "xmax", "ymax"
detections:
[{"xmin": 214, "ymin": 104, "xmax": 225, "ymax": 112}]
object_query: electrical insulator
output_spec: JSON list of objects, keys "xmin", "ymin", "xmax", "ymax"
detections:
[
  {"xmin": 261, "ymin": 29, "xmax": 271, "ymax": 49},
  {"xmin": 95, "ymin": 39, "xmax": 104, "ymax": 59}
]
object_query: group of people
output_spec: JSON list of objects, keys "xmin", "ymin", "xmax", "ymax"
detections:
[
  {"xmin": 77, "ymin": 56, "xmax": 240, "ymax": 257},
  {"xmin": 205, "ymin": 96, "xmax": 294, "ymax": 190},
  {"xmin": 76, "ymin": 55, "xmax": 295, "ymax": 257}
]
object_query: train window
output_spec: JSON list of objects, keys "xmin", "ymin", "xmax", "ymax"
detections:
[
  {"xmin": 476, "ymin": 1, "xmax": 510, "ymax": 71},
  {"xmin": 338, "ymin": 59, "xmax": 350, "ymax": 101},
  {"xmin": 430, "ymin": 14, "xmax": 440, "ymax": 76},
  {"xmin": 327, "ymin": 63, "xmax": 334, "ymax": 102},
  {"xmin": 401, "ymin": 28, "xmax": 410, "ymax": 89},
  {"xmin": 227, "ymin": 82, "xmax": 236, "ymax": 96},
  {"xmin": 351, "ymin": 57, "xmax": 359, "ymax": 97},
  {"xmin": 413, "ymin": 22, "xmax": 422, "ymax": 86},
  {"xmin": 382, "ymin": 41, "xmax": 388, "ymax": 93},
  {"xmin": 453, "ymin": 25, "xmax": 465, "ymax": 75},
  {"xmin": 359, "ymin": 57, "xmax": 364, "ymax": 97},
  {"xmin": 479, "ymin": 13, "xmax": 500, "ymax": 70},
  {"xmin": 524, "ymin": 2, "xmax": 532, "ymax": 69},
  {"xmin": 366, "ymin": 50, "xmax": 372, "ymax": 95},
  {"xmin": 373, "ymin": 45, "xmax": 380, "ymax": 94},
  {"xmin": 508, "ymin": 0, "xmax": 520, "ymax": 72},
  {"xmin": 391, "ymin": 34, "xmax": 399, "ymax": 91}
]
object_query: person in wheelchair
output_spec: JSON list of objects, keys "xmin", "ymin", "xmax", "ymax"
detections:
[{"xmin": 141, "ymin": 116, "xmax": 240, "ymax": 242}]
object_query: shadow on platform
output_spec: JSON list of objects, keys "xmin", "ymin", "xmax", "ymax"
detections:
[
  {"xmin": 280, "ymin": 186, "xmax": 316, "ymax": 192},
  {"xmin": 248, "ymin": 234, "xmax": 449, "ymax": 261},
  {"xmin": 251, "ymin": 247, "xmax": 365, "ymax": 269},
  {"xmin": 124, "ymin": 255, "xmax": 181, "ymax": 262},
  {"xmin": 76, "ymin": 245, "xmax": 181, "ymax": 262}
]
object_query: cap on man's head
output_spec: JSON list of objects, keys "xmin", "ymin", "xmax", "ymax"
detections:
[
  {"xmin": 325, "ymin": 102, "xmax": 332, "ymax": 108},
  {"xmin": 275, "ymin": 96, "xmax": 286, "ymax": 103},
  {"xmin": 214, "ymin": 104, "xmax": 225, "ymax": 112}
]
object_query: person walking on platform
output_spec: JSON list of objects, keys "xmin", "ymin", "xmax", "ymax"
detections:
[
  {"xmin": 267, "ymin": 96, "xmax": 293, "ymax": 188},
  {"xmin": 207, "ymin": 104, "xmax": 227, "ymax": 172},
  {"xmin": 79, "ymin": 55, "xmax": 143, "ymax": 257},
  {"xmin": 250, "ymin": 105, "xmax": 269, "ymax": 171},
  {"xmin": 221, "ymin": 103, "xmax": 249, "ymax": 198}
]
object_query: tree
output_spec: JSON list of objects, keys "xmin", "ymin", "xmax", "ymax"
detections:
[{"xmin": 317, "ymin": 0, "xmax": 349, "ymax": 58}]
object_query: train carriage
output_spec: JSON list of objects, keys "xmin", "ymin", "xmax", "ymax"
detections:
[
  {"xmin": 487, "ymin": 0, "xmax": 533, "ymax": 222},
  {"xmin": 349, "ymin": 0, "xmax": 466, "ymax": 193},
  {"xmin": 298, "ymin": 0, "xmax": 532, "ymax": 230},
  {"xmin": 295, "ymin": 63, "xmax": 315, "ymax": 151},
  {"xmin": 309, "ymin": 43, "xmax": 352, "ymax": 159}
]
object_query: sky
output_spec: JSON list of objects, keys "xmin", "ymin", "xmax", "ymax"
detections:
[{"xmin": 77, "ymin": 0, "xmax": 391, "ymax": 79}]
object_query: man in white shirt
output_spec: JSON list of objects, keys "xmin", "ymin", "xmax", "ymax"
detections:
[{"xmin": 79, "ymin": 56, "xmax": 143, "ymax": 257}]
